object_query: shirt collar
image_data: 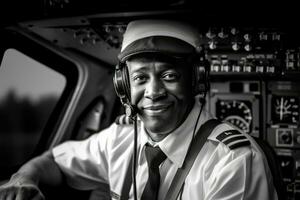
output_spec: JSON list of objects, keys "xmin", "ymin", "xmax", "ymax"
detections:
[{"xmin": 138, "ymin": 96, "xmax": 212, "ymax": 168}]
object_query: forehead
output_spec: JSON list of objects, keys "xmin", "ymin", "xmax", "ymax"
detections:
[{"xmin": 126, "ymin": 54, "xmax": 187, "ymax": 72}]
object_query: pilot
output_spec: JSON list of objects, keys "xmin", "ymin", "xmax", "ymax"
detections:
[{"xmin": 0, "ymin": 19, "xmax": 278, "ymax": 200}]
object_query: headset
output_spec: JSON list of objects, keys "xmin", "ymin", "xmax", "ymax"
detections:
[
  {"xmin": 113, "ymin": 51, "xmax": 210, "ymax": 118},
  {"xmin": 113, "ymin": 61, "xmax": 137, "ymax": 117}
]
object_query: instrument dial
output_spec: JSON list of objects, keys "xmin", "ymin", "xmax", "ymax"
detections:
[
  {"xmin": 271, "ymin": 95, "xmax": 299, "ymax": 125},
  {"xmin": 216, "ymin": 100, "xmax": 252, "ymax": 133}
]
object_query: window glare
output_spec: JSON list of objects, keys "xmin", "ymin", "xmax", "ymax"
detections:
[{"xmin": 0, "ymin": 48, "xmax": 66, "ymax": 166}]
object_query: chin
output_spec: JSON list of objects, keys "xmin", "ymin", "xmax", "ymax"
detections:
[{"xmin": 143, "ymin": 118, "xmax": 175, "ymax": 135}]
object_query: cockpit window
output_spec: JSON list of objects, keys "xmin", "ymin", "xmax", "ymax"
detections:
[{"xmin": 0, "ymin": 48, "xmax": 66, "ymax": 168}]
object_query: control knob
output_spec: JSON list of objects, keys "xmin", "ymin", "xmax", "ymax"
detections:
[
  {"xmin": 281, "ymin": 132, "xmax": 292, "ymax": 144},
  {"xmin": 208, "ymin": 41, "xmax": 217, "ymax": 50},
  {"xmin": 232, "ymin": 42, "xmax": 240, "ymax": 51}
]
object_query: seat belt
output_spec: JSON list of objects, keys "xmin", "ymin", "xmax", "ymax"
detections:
[
  {"xmin": 164, "ymin": 118, "xmax": 220, "ymax": 200},
  {"xmin": 120, "ymin": 118, "xmax": 221, "ymax": 200}
]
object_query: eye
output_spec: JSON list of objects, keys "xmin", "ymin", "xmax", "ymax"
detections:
[
  {"xmin": 162, "ymin": 72, "xmax": 180, "ymax": 81},
  {"xmin": 132, "ymin": 74, "xmax": 147, "ymax": 84}
]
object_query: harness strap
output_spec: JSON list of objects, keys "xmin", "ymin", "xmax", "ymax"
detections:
[
  {"xmin": 120, "ymin": 118, "xmax": 221, "ymax": 200},
  {"xmin": 164, "ymin": 118, "xmax": 220, "ymax": 200}
]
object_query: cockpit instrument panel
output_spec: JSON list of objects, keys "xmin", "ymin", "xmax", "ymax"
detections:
[
  {"xmin": 271, "ymin": 95, "xmax": 299, "ymax": 125},
  {"xmin": 209, "ymin": 81, "xmax": 260, "ymax": 137},
  {"xmin": 216, "ymin": 100, "xmax": 252, "ymax": 134}
]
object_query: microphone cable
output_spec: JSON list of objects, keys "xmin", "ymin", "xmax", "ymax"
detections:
[
  {"xmin": 192, "ymin": 93, "xmax": 207, "ymax": 138},
  {"xmin": 132, "ymin": 115, "xmax": 138, "ymax": 200}
]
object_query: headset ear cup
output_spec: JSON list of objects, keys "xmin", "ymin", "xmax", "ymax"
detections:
[
  {"xmin": 113, "ymin": 63, "xmax": 132, "ymax": 104},
  {"xmin": 122, "ymin": 66, "xmax": 131, "ymax": 102},
  {"xmin": 193, "ymin": 60, "xmax": 209, "ymax": 95},
  {"xmin": 113, "ymin": 67, "xmax": 124, "ymax": 98},
  {"xmin": 114, "ymin": 63, "xmax": 137, "ymax": 117}
]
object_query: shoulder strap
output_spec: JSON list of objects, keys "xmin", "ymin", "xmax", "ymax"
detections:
[{"xmin": 164, "ymin": 118, "xmax": 221, "ymax": 200}]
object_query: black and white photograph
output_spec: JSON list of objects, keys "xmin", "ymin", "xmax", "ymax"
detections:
[{"xmin": 0, "ymin": 1, "xmax": 299, "ymax": 199}]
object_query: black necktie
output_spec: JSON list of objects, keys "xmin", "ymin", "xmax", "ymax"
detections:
[{"xmin": 141, "ymin": 144, "xmax": 167, "ymax": 200}]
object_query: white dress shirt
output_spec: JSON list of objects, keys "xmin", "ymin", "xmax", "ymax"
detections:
[{"xmin": 53, "ymin": 99, "xmax": 278, "ymax": 200}]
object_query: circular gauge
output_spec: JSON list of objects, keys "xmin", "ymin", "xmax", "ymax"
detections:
[
  {"xmin": 225, "ymin": 115, "xmax": 250, "ymax": 133},
  {"xmin": 271, "ymin": 95, "xmax": 299, "ymax": 124},
  {"xmin": 216, "ymin": 100, "xmax": 252, "ymax": 134}
]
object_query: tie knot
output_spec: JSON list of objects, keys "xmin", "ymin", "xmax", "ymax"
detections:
[{"xmin": 144, "ymin": 144, "xmax": 167, "ymax": 169}]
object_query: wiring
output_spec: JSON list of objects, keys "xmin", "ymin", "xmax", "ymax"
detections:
[
  {"xmin": 192, "ymin": 93, "xmax": 207, "ymax": 138},
  {"xmin": 132, "ymin": 116, "xmax": 138, "ymax": 200}
]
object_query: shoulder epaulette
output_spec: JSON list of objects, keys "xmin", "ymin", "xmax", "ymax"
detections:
[
  {"xmin": 115, "ymin": 115, "xmax": 133, "ymax": 125},
  {"xmin": 216, "ymin": 130, "xmax": 251, "ymax": 150}
]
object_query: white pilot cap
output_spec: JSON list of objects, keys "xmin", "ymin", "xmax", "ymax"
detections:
[{"xmin": 118, "ymin": 19, "xmax": 201, "ymax": 62}]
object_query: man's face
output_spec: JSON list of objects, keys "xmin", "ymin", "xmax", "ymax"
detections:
[{"xmin": 127, "ymin": 56, "xmax": 194, "ymax": 141}]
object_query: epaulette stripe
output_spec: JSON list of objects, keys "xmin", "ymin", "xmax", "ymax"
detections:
[
  {"xmin": 226, "ymin": 138, "xmax": 249, "ymax": 147},
  {"xmin": 216, "ymin": 130, "xmax": 242, "ymax": 141},
  {"xmin": 115, "ymin": 115, "xmax": 134, "ymax": 125},
  {"xmin": 125, "ymin": 116, "xmax": 130, "ymax": 124},
  {"xmin": 121, "ymin": 115, "xmax": 126, "ymax": 124},
  {"xmin": 127, "ymin": 117, "xmax": 133, "ymax": 124},
  {"xmin": 223, "ymin": 135, "xmax": 248, "ymax": 145},
  {"xmin": 115, "ymin": 115, "xmax": 124, "ymax": 125},
  {"xmin": 119, "ymin": 115, "xmax": 124, "ymax": 125},
  {"xmin": 228, "ymin": 140, "xmax": 251, "ymax": 149},
  {"xmin": 216, "ymin": 129, "xmax": 251, "ymax": 150},
  {"xmin": 115, "ymin": 116, "xmax": 120, "ymax": 124},
  {"xmin": 221, "ymin": 135, "xmax": 245, "ymax": 143}
]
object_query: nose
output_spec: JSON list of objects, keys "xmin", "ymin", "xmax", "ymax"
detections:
[{"xmin": 144, "ymin": 77, "xmax": 167, "ymax": 100}]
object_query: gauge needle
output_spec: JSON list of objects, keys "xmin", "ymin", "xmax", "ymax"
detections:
[{"xmin": 280, "ymin": 97, "xmax": 283, "ymax": 120}]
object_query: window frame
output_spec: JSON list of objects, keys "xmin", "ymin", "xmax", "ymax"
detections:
[{"xmin": 0, "ymin": 26, "xmax": 85, "ymax": 180}]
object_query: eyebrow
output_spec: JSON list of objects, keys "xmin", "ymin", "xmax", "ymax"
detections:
[{"xmin": 127, "ymin": 62, "xmax": 176, "ymax": 74}]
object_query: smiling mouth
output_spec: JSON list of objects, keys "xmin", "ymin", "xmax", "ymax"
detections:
[{"xmin": 142, "ymin": 104, "xmax": 172, "ymax": 115}]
